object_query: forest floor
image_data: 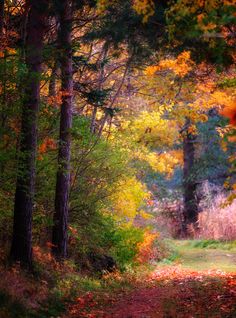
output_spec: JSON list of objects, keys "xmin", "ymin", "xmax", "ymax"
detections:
[{"xmin": 67, "ymin": 240, "xmax": 236, "ymax": 318}]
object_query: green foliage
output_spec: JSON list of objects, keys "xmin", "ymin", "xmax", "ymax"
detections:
[
  {"xmin": 218, "ymin": 78, "xmax": 236, "ymax": 88},
  {"xmin": 166, "ymin": 1, "xmax": 236, "ymax": 66},
  {"xmin": 33, "ymin": 113, "xmax": 147, "ymax": 269},
  {"xmin": 0, "ymin": 291, "xmax": 31, "ymax": 318},
  {"xmin": 36, "ymin": 295, "xmax": 67, "ymax": 318},
  {"xmin": 109, "ymin": 226, "xmax": 144, "ymax": 269}
]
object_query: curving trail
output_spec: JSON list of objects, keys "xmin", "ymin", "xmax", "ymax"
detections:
[
  {"xmin": 103, "ymin": 267, "xmax": 236, "ymax": 318},
  {"xmin": 67, "ymin": 243, "xmax": 236, "ymax": 318}
]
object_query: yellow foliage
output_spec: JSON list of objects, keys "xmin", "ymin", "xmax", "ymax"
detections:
[
  {"xmin": 139, "ymin": 210, "xmax": 153, "ymax": 219},
  {"xmin": 169, "ymin": 0, "xmax": 236, "ymax": 15},
  {"xmin": 147, "ymin": 150, "xmax": 182, "ymax": 177},
  {"xmin": 6, "ymin": 48, "xmax": 17, "ymax": 55},
  {"xmin": 130, "ymin": 111, "xmax": 177, "ymax": 148},
  {"xmin": 132, "ymin": 0, "xmax": 155, "ymax": 22},
  {"xmin": 135, "ymin": 148, "xmax": 182, "ymax": 178},
  {"xmin": 97, "ymin": 0, "xmax": 155, "ymax": 22},
  {"xmin": 110, "ymin": 177, "xmax": 150, "ymax": 220}
]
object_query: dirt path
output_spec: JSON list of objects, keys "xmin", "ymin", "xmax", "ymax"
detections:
[
  {"xmin": 104, "ymin": 267, "xmax": 236, "ymax": 317},
  {"xmin": 67, "ymin": 243, "xmax": 236, "ymax": 318}
]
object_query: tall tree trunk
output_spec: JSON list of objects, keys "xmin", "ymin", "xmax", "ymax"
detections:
[
  {"xmin": 0, "ymin": 0, "xmax": 6, "ymax": 129},
  {"xmin": 10, "ymin": 0, "xmax": 48, "ymax": 268},
  {"xmin": 52, "ymin": 0, "xmax": 73, "ymax": 259},
  {"xmin": 182, "ymin": 122, "xmax": 198, "ymax": 236},
  {"xmin": 0, "ymin": 0, "xmax": 4, "ymax": 39}
]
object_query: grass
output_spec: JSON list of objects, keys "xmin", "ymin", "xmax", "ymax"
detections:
[
  {"xmin": 189, "ymin": 239, "xmax": 236, "ymax": 250},
  {"xmin": 166, "ymin": 239, "xmax": 236, "ymax": 272}
]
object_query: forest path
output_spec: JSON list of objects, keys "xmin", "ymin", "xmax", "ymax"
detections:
[{"xmin": 67, "ymin": 240, "xmax": 236, "ymax": 318}]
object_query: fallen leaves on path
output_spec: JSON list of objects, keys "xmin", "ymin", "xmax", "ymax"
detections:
[{"xmin": 66, "ymin": 266, "xmax": 236, "ymax": 318}]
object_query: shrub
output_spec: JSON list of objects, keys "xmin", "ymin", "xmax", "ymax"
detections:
[{"xmin": 197, "ymin": 193, "xmax": 236, "ymax": 240}]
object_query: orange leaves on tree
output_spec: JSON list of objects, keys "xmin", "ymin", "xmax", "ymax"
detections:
[
  {"xmin": 220, "ymin": 99, "xmax": 236, "ymax": 126},
  {"xmin": 145, "ymin": 51, "xmax": 194, "ymax": 77},
  {"xmin": 196, "ymin": 79, "xmax": 216, "ymax": 93},
  {"xmin": 47, "ymin": 93, "xmax": 62, "ymax": 107},
  {"xmin": 38, "ymin": 137, "xmax": 57, "ymax": 160},
  {"xmin": 47, "ymin": 90, "xmax": 72, "ymax": 107},
  {"xmin": 0, "ymin": 29, "xmax": 19, "ymax": 54},
  {"xmin": 136, "ymin": 231, "xmax": 158, "ymax": 263}
]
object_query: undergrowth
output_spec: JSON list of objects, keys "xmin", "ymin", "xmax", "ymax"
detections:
[{"xmin": 0, "ymin": 244, "xmax": 155, "ymax": 318}]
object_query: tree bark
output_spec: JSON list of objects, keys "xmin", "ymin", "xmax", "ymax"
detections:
[
  {"xmin": 182, "ymin": 124, "xmax": 198, "ymax": 236},
  {"xmin": 0, "ymin": 0, "xmax": 4, "ymax": 39},
  {"xmin": 52, "ymin": 0, "xmax": 73, "ymax": 259},
  {"xmin": 10, "ymin": 0, "xmax": 48, "ymax": 268}
]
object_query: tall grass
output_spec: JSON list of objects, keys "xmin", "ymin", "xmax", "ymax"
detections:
[
  {"xmin": 151, "ymin": 181, "xmax": 236, "ymax": 241},
  {"xmin": 197, "ymin": 193, "xmax": 236, "ymax": 240}
]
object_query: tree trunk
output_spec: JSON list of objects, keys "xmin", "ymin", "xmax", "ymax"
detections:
[
  {"xmin": 0, "ymin": 0, "xmax": 4, "ymax": 39},
  {"xmin": 52, "ymin": 0, "xmax": 73, "ymax": 259},
  {"xmin": 182, "ymin": 123, "xmax": 198, "ymax": 236},
  {"xmin": 10, "ymin": 0, "xmax": 48, "ymax": 268},
  {"xmin": 90, "ymin": 106, "xmax": 97, "ymax": 134}
]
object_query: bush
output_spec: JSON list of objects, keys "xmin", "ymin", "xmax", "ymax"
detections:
[{"xmin": 197, "ymin": 193, "xmax": 236, "ymax": 240}]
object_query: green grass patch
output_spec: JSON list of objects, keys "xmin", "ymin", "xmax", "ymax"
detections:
[
  {"xmin": 189, "ymin": 239, "xmax": 236, "ymax": 250},
  {"xmin": 162, "ymin": 239, "xmax": 236, "ymax": 272}
]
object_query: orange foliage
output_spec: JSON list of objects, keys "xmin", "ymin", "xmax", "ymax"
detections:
[
  {"xmin": 67, "ymin": 291, "xmax": 101, "ymax": 318},
  {"xmin": 136, "ymin": 231, "xmax": 158, "ymax": 263},
  {"xmin": 38, "ymin": 137, "xmax": 57, "ymax": 159},
  {"xmin": 220, "ymin": 99, "xmax": 236, "ymax": 125},
  {"xmin": 33, "ymin": 245, "xmax": 54, "ymax": 264},
  {"xmin": 47, "ymin": 93, "xmax": 62, "ymax": 107},
  {"xmin": 47, "ymin": 90, "xmax": 72, "ymax": 107},
  {"xmin": 145, "ymin": 51, "xmax": 193, "ymax": 77}
]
